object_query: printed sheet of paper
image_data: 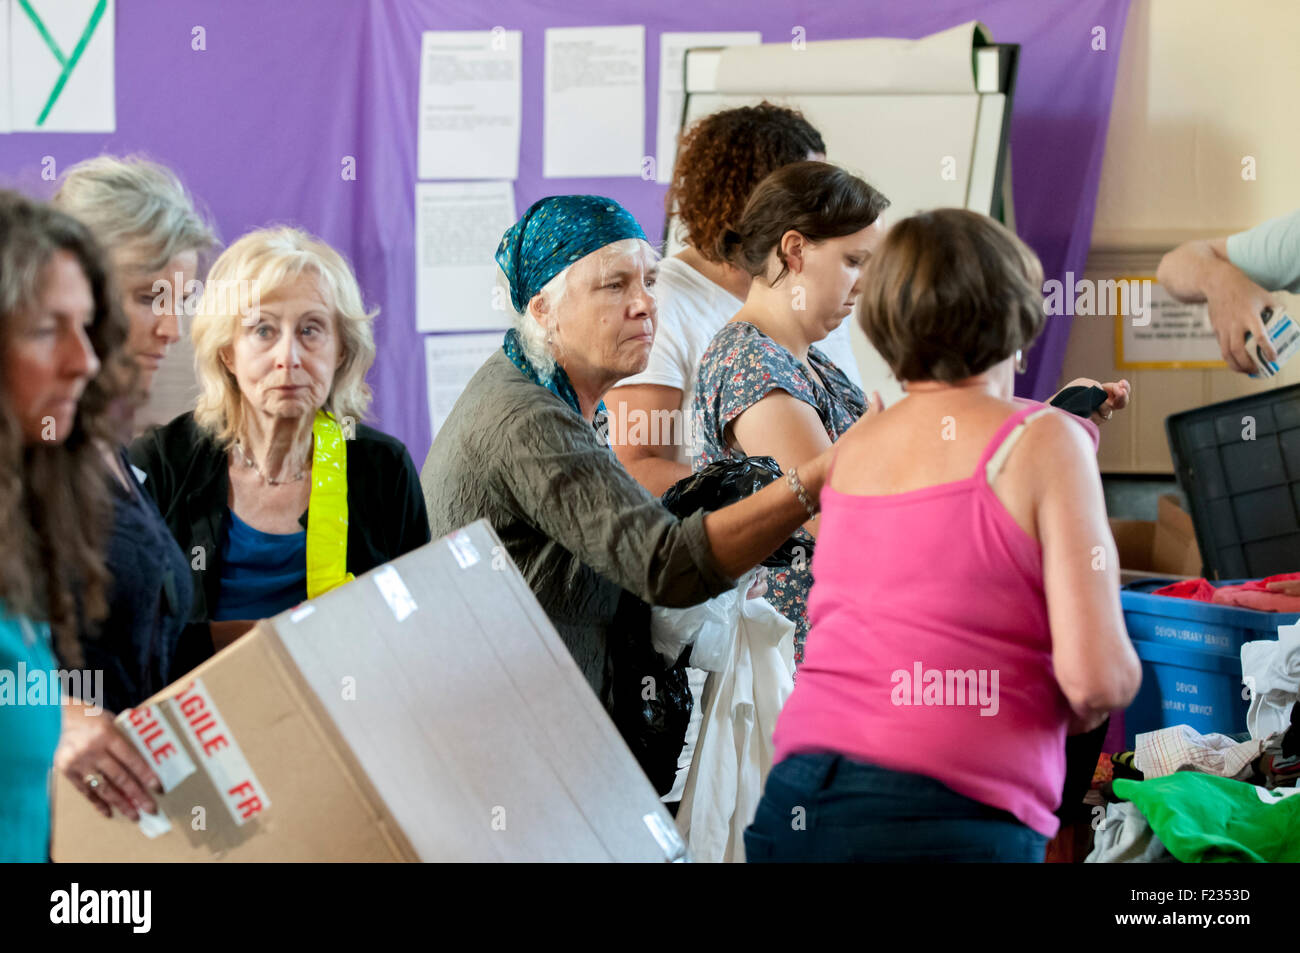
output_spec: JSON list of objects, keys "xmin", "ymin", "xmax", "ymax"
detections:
[
  {"xmin": 655, "ymin": 31, "xmax": 760, "ymax": 184},
  {"xmin": 1117, "ymin": 279, "xmax": 1224, "ymax": 368},
  {"xmin": 417, "ymin": 30, "xmax": 522, "ymax": 181},
  {"xmin": 10, "ymin": 0, "xmax": 115, "ymax": 131},
  {"xmin": 415, "ymin": 181, "xmax": 516, "ymax": 333},
  {"xmin": 425, "ymin": 332, "xmax": 506, "ymax": 441},
  {"xmin": 0, "ymin": 1, "xmax": 12, "ymax": 133},
  {"xmin": 544, "ymin": 25, "xmax": 644, "ymax": 178}
]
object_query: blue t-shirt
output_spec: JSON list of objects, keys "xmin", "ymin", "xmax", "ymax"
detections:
[
  {"xmin": 0, "ymin": 606, "xmax": 60, "ymax": 862},
  {"xmin": 213, "ymin": 510, "xmax": 307, "ymax": 622}
]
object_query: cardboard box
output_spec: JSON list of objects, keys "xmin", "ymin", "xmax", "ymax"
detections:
[
  {"xmin": 53, "ymin": 520, "xmax": 686, "ymax": 862},
  {"xmin": 1109, "ymin": 493, "xmax": 1203, "ymax": 585}
]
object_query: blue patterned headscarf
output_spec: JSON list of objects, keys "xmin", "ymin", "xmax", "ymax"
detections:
[
  {"xmin": 496, "ymin": 195, "xmax": 648, "ymax": 425},
  {"xmin": 495, "ymin": 195, "xmax": 649, "ymax": 313}
]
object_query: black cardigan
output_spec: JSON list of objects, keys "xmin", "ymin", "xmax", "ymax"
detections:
[{"xmin": 129, "ymin": 412, "xmax": 431, "ymax": 672}]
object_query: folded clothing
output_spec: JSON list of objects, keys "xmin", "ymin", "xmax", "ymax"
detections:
[{"xmin": 1153, "ymin": 573, "xmax": 1300, "ymax": 612}]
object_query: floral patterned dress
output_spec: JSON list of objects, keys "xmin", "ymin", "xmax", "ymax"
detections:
[{"xmin": 692, "ymin": 320, "xmax": 867, "ymax": 665}]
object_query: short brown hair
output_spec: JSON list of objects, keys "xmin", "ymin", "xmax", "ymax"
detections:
[
  {"xmin": 667, "ymin": 102, "xmax": 825, "ymax": 263},
  {"xmin": 857, "ymin": 208, "xmax": 1045, "ymax": 384},
  {"xmin": 716, "ymin": 160, "xmax": 890, "ymax": 286},
  {"xmin": 0, "ymin": 190, "xmax": 131, "ymax": 666}
]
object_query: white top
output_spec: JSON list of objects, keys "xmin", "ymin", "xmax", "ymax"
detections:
[
  {"xmin": 616, "ymin": 257, "xmax": 744, "ymax": 467},
  {"xmin": 617, "ymin": 256, "xmax": 864, "ymax": 466}
]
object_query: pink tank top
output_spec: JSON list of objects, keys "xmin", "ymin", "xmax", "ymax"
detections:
[{"xmin": 772, "ymin": 403, "xmax": 1098, "ymax": 838}]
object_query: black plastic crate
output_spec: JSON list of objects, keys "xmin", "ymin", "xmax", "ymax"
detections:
[{"xmin": 1166, "ymin": 384, "xmax": 1300, "ymax": 580}]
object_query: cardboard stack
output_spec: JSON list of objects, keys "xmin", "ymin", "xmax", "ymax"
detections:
[
  {"xmin": 1109, "ymin": 493, "xmax": 1203, "ymax": 585},
  {"xmin": 53, "ymin": 520, "xmax": 685, "ymax": 862}
]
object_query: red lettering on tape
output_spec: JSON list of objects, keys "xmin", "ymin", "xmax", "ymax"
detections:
[
  {"xmin": 116, "ymin": 704, "xmax": 196, "ymax": 794},
  {"xmin": 163, "ymin": 678, "xmax": 271, "ymax": 826}
]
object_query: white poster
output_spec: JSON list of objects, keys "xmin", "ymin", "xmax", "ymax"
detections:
[
  {"xmin": 415, "ymin": 181, "xmax": 517, "ymax": 333},
  {"xmin": 10, "ymin": 0, "xmax": 114, "ymax": 132},
  {"xmin": 417, "ymin": 30, "xmax": 522, "ymax": 181},
  {"xmin": 655, "ymin": 31, "xmax": 760, "ymax": 184},
  {"xmin": 1117, "ymin": 278, "xmax": 1224, "ymax": 368},
  {"xmin": 544, "ymin": 25, "xmax": 644, "ymax": 178},
  {"xmin": 425, "ymin": 332, "xmax": 506, "ymax": 441}
]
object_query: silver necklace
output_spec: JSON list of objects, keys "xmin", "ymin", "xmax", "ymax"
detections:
[{"xmin": 234, "ymin": 441, "xmax": 308, "ymax": 486}]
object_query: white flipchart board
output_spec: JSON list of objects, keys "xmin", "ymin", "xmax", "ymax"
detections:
[{"xmin": 670, "ymin": 21, "xmax": 1018, "ymax": 406}]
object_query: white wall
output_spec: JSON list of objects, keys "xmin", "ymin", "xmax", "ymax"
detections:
[{"xmin": 1059, "ymin": 0, "xmax": 1300, "ymax": 472}]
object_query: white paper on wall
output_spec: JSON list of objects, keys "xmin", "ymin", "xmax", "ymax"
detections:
[
  {"xmin": 417, "ymin": 29, "xmax": 522, "ymax": 181},
  {"xmin": 543, "ymin": 25, "xmax": 645, "ymax": 178},
  {"xmin": 10, "ymin": 0, "xmax": 115, "ymax": 132},
  {"xmin": 415, "ymin": 180, "xmax": 516, "ymax": 333},
  {"xmin": 1118, "ymin": 280, "xmax": 1223, "ymax": 367},
  {"xmin": 424, "ymin": 332, "xmax": 506, "ymax": 441},
  {"xmin": 0, "ymin": 0, "xmax": 13, "ymax": 133},
  {"xmin": 655, "ymin": 31, "xmax": 760, "ymax": 184}
]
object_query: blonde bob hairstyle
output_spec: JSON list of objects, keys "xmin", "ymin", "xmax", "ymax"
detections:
[{"xmin": 192, "ymin": 226, "xmax": 376, "ymax": 446}]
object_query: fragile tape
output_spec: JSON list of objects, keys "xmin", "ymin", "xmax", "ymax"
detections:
[
  {"xmin": 121, "ymin": 704, "xmax": 197, "ymax": 792},
  {"xmin": 118, "ymin": 704, "xmax": 199, "ymax": 839},
  {"xmin": 164, "ymin": 678, "xmax": 271, "ymax": 827}
]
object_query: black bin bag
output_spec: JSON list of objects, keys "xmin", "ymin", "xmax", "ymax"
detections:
[
  {"xmin": 605, "ymin": 592, "xmax": 693, "ymax": 796},
  {"xmin": 660, "ymin": 456, "xmax": 808, "ymax": 568}
]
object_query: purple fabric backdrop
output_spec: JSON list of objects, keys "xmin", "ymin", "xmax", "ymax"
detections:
[{"xmin": 0, "ymin": 0, "xmax": 1129, "ymax": 464}]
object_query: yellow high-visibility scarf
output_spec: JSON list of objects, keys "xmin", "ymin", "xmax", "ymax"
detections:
[{"xmin": 305, "ymin": 409, "xmax": 353, "ymax": 598}]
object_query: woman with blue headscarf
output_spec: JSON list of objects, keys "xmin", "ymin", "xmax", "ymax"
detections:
[{"xmin": 421, "ymin": 196, "xmax": 852, "ymax": 786}]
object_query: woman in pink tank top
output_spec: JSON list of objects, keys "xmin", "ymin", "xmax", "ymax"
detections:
[{"xmin": 746, "ymin": 209, "xmax": 1142, "ymax": 863}]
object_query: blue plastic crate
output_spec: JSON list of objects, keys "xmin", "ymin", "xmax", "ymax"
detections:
[
  {"xmin": 1120, "ymin": 578, "xmax": 1294, "ymax": 747},
  {"xmin": 1124, "ymin": 640, "xmax": 1252, "ymax": 747},
  {"xmin": 1120, "ymin": 578, "xmax": 1297, "ymax": 657}
]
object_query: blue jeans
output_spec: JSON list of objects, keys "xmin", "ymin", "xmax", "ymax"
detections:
[{"xmin": 744, "ymin": 753, "xmax": 1049, "ymax": 863}]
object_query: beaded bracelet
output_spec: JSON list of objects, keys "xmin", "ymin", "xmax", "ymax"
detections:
[{"xmin": 786, "ymin": 466, "xmax": 818, "ymax": 520}]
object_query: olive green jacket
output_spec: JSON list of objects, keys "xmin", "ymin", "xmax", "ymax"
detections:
[{"xmin": 421, "ymin": 350, "xmax": 734, "ymax": 696}]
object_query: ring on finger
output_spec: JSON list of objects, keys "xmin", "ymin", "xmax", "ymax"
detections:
[{"xmin": 84, "ymin": 773, "xmax": 104, "ymax": 791}]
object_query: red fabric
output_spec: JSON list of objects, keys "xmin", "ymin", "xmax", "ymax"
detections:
[
  {"xmin": 1151, "ymin": 578, "xmax": 1217, "ymax": 602},
  {"xmin": 1151, "ymin": 573, "xmax": 1300, "ymax": 612},
  {"xmin": 1213, "ymin": 586, "xmax": 1300, "ymax": 612}
]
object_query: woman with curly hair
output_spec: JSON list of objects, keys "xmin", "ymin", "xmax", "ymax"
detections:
[
  {"xmin": 608, "ymin": 102, "xmax": 830, "ymax": 495},
  {"xmin": 0, "ymin": 191, "xmax": 131, "ymax": 861}
]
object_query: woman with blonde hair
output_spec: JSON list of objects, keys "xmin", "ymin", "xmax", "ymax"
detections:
[
  {"xmin": 130, "ymin": 227, "xmax": 429, "ymax": 668},
  {"xmin": 52, "ymin": 155, "xmax": 218, "ymax": 822}
]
